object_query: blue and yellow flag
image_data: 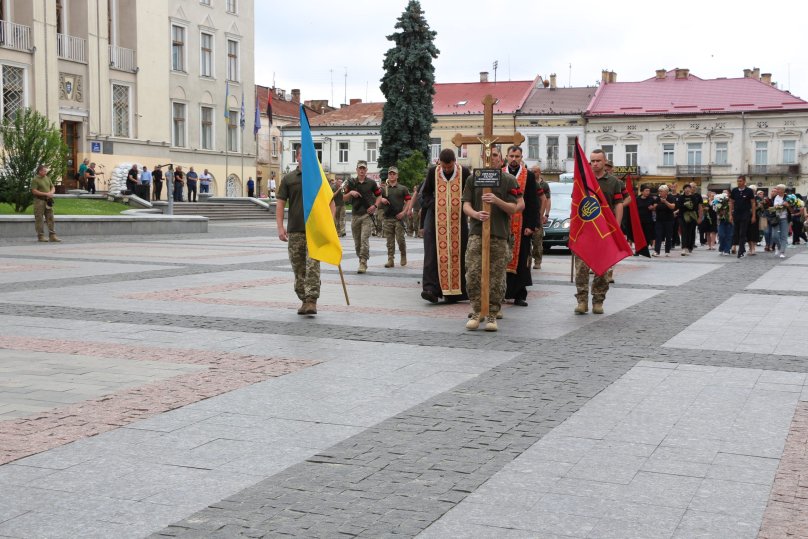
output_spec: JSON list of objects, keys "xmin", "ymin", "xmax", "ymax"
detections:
[{"xmin": 299, "ymin": 104, "xmax": 342, "ymax": 266}]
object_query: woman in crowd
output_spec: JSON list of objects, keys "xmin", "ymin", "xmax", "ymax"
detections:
[
  {"xmin": 653, "ymin": 185, "xmax": 676, "ymax": 257},
  {"xmin": 703, "ymin": 192, "xmax": 717, "ymax": 250},
  {"xmin": 636, "ymin": 185, "xmax": 656, "ymax": 257},
  {"xmin": 676, "ymin": 184, "xmax": 703, "ymax": 256},
  {"xmin": 715, "ymin": 190, "xmax": 733, "ymax": 255}
]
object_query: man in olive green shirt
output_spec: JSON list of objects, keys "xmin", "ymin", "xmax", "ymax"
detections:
[
  {"xmin": 343, "ymin": 160, "xmax": 381, "ymax": 274},
  {"xmin": 276, "ymin": 148, "xmax": 334, "ymax": 316},
  {"xmin": 31, "ymin": 165, "xmax": 61, "ymax": 242},
  {"xmin": 462, "ymin": 147, "xmax": 523, "ymax": 331},
  {"xmin": 379, "ymin": 167, "xmax": 413, "ymax": 268}
]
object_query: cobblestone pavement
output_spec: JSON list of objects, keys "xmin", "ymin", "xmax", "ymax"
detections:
[{"xmin": 1, "ymin": 222, "xmax": 808, "ymax": 538}]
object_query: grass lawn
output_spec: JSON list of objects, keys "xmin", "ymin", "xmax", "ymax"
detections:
[{"xmin": 0, "ymin": 199, "xmax": 130, "ymax": 216}]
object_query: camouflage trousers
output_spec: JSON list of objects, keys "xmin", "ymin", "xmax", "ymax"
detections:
[
  {"xmin": 383, "ymin": 218, "xmax": 406, "ymax": 257},
  {"xmin": 287, "ymin": 232, "xmax": 321, "ymax": 301},
  {"xmin": 466, "ymin": 235, "xmax": 511, "ymax": 315},
  {"xmin": 374, "ymin": 211, "xmax": 383, "ymax": 236},
  {"xmin": 351, "ymin": 213, "xmax": 373, "ymax": 262},
  {"xmin": 574, "ymin": 257, "xmax": 608, "ymax": 304},
  {"xmin": 532, "ymin": 225, "xmax": 545, "ymax": 266},
  {"xmin": 334, "ymin": 205, "xmax": 346, "ymax": 236},
  {"xmin": 33, "ymin": 198, "xmax": 56, "ymax": 238}
]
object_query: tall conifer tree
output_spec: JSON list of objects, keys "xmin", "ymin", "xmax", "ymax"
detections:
[{"xmin": 379, "ymin": 0, "xmax": 439, "ymax": 168}]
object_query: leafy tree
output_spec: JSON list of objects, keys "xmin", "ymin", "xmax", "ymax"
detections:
[
  {"xmin": 0, "ymin": 108, "xmax": 67, "ymax": 212},
  {"xmin": 379, "ymin": 0, "xmax": 438, "ymax": 168},
  {"xmin": 396, "ymin": 151, "xmax": 428, "ymax": 191}
]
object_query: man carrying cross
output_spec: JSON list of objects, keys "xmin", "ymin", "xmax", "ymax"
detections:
[{"xmin": 463, "ymin": 146, "xmax": 523, "ymax": 331}]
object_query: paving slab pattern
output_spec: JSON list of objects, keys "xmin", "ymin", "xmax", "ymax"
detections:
[{"xmin": 0, "ymin": 225, "xmax": 807, "ymax": 539}]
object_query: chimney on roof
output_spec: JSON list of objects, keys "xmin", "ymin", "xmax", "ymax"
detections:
[
  {"xmin": 549, "ymin": 73, "xmax": 557, "ymax": 89},
  {"xmin": 601, "ymin": 70, "xmax": 610, "ymax": 84},
  {"xmin": 349, "ymin": 98, "xmax": 362, "ymax": 105},
  {"xmin": 761, "ymin": 73, "xmax": 773, "ymax": 85},
  {"xmin": 752, "ymin": 67, "xmax": 761, "ymax": 80},
  {"xmin": 743, "ymin": 68, "xmax": 752, "ymax": 78},
  {"xmin": 674, "ymin": 68, "xmax": 689, "ymax": 79},
  {"xmin": 291, "ymin": 89, "xmax": 301, "ymax": 103},
  {"xmin": 609, "ymin": 71, "xmax": 617, "ymax": 83},
  {"xmin": 480, "ymin": 71, "xmax": 489, "ymax": 83},
  {"xmin": 656, "ymin": 69, "xmax": 667, "ymax": 79}
]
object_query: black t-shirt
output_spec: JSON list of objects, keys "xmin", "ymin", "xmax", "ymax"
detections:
[
  {"xmin": 636, "ymin": 195, "xmax": 656, "ymax": 223},
  {"xmin": 153, "ymin": 169, "xmax": 163, "ymax": 182},
  {"xmin": 731, "ymin": 187, "xmax": 754, "ymax": 217},
  {"xmin": 655, "ymin": 194, "xmax": 675, "ymax": 222},
  {"xmin": 677, "ymin": 193, "xmax": 702, "ymax": 214}
]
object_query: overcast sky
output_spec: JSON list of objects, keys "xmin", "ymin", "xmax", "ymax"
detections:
[{"xmin": 254, "ymin": 0, "xmax": 807, "ymax": 106}]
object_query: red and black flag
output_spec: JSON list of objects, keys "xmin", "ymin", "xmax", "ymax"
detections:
[
  {"xmin": 624, "ymin": 175, "xmax": 650, "ymax": 257},
  {"xmin": 568, "ymin": 139, "xmax": 632, "ymax": 276},
  {"xmin": 266, "ymin": 89, "xmax": 274, "ymax": 127}
]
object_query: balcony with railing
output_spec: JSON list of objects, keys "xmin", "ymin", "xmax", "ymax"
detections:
[
  {"xmin": 676, "ymin": 165, "xmax": 712, "ymax": 177},
  {"xmin": 0, "ymin": 20, "xmax": 32, "ymax": 52},
  {"xmin": 109, "ymin": 44, "xmax": 137, "ymax": 72},
  {"xmin": 57, "ymin": 33, "xmax": 87, "ymax": 63},
  {"xmin": 747, "ymin": 164, "xmax": 801, "ymax": 176},
  {"xmin": 543, "ymin": 159, "xmax": 565, "ymax": 173}
]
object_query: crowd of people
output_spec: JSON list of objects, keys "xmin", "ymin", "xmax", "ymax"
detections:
[{"xmin": 633, "ymin": 176, "xmax": 807, "ymax": 260}]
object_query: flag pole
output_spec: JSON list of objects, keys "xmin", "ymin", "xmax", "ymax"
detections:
[{"xmin": 337, "ymin": 264, "xmax": 350, "ymax": 305}]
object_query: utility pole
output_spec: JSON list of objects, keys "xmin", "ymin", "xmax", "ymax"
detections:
[{"xmin": 493, "ymin": 60, "xmax": 498, "ymax": 83}]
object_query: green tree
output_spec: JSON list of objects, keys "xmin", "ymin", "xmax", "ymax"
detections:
[
  {"xmin": 379, "ymin": 0, "xmax": 438, "ymax": 168},
  {"xmin": 0, "ymin": 108, "xmax": 68, "ymax": 212},
  {"xmin": 395, "ymin": 151, "xmax": 427, "ymax": 191}
]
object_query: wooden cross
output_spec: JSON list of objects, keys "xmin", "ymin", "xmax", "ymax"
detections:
[{"xmin": 451, "ymin": 95, "xmax": 524, "ymax": 319}]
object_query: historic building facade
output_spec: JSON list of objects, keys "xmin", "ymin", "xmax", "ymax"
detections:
[{"xmin": 0, "ymin": 0, "xmax": 256, "ymax": 195}]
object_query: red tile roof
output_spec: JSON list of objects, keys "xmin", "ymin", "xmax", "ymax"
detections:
[
  {"xmin": 587, "ymin": 71, "xmax": 808, "ymax": 116},
  {"xmin": 307, "ymin": 102, "xmax": 385, "ymax": 127},
  {"xmin": 255, "ymin": 85, "xmax": 318, "ymax": 120},
  {"xmin": 433, "ymin": 80, "xmax": 536, "ymax": 115},
  {"xmin": 520, "ymin": 86, "xmax": 596, "ymax": 115}
]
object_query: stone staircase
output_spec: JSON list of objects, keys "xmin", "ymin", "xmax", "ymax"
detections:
[{"xmin": 153, "ymin": 198, "xmax": 275, "ymax": 220}]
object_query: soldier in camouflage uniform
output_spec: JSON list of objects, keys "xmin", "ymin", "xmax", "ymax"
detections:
[
  {"xmin": 343, "ymin": 160, "xmax": 381, "ymax": 273},
  {"xmin": 574, "ymin": 149, "xmax": 625, "ymax": 315},
  {"xmin": 276, "ymin": 147, "xmax": 330, "ymax": 315},
  {"xmin": 463, "ymin": 147, "xmax": 524, "ymax": 332},
  {"xmin": 530, "ymin": 165, "xmax": 550, "ymax": 269},
  {"xmin": 330, "ymin": 174, "xmax": 346, "ymax": 236},
  {"xmin": 379, "ymin": 167, "xmax": 413, "ymax": 267}
]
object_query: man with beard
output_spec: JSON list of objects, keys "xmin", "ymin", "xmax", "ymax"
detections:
[
  {"xmin": 419, "ymin": 148, "xmax": 472, "ymax": 304},
  {"xmin": 503, "ymin": 145, "xmax": 539, "ymax": 306}
]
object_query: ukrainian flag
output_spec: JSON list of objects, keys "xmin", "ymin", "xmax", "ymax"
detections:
[{"xmin": 299, "ymin": 104, "xmax": 342, "ymax": 266}]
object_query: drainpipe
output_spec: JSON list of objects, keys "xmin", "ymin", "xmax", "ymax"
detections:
[{"xmin": 740, "ymin": 111, "xmax": 746, "ymax": 177}]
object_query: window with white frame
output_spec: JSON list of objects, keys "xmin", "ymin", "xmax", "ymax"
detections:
[
  {"xmin": 200, "ymin": 32, "xmax": 213, "ymax": 78},
  {"xmin": 715, "ymin": 142, "xmax": 728, "ymax": 165},
  {"xmin": 430, "ymin": 138, "xmax": 441, "ymax": 162},
  {"xmin": 755, "ymin": 141, "xmax": 768, "ymax": 165},
  {"xmin": 338, "ymin": 141, "xmax": 349, "ymax": 163},
  {"xmin": 527, "ymin": 136, "xmax": 539, "ymax": 160},
  {"xmin": 226, "ymin": 39, "xmax": 239, "ymax": 81},
  {"xmin": 112, "ymin": 84, "xmax": 130, "ymax": 137},
  {"xmin": 171, "ymin": 25, "xmax": 186, "ymax": 72},
  {"xmin": 365, "ymin": 140, "xmax": 378, "ymax": 163},
  {"xmin": 687, "ymin": 143, "xmax": 702, "ymax": 165},
  {"xmin": 227, "ymin": 110, "xmax": 239, "ymax": 151},
  {"xmin": 662, "ymin": 143, "xmax": 675, "ymax": 166},
  {"xmin": 314, "ymin": 142, "xmax": 323, "ymax": 163},
  {"xmin": 546, "ymin": 136, "xmax": 559, "ymax": 167},
  {"xmin": 601, "ymin": 144, "xmax": 613, "ymax": 162},
  {"xmin": 1, "ymin": 64, "xmax": 25, "ymax": 121},
  {"xmin": 172, "ymin": 102, "xmax": 186, "ymax": 147},
  {"xmin": 625, "ymin": 144, "xmax": 638, "ymax": 166},
  {"xmin": 290, "ymin": 142, "xmax": 300, "ymax": 164},
  {"xmin": 200, "ymin": 0, "xmax": 210, "ymax": 5},
  {"xmin": 226, "ymin": 0, "xmax": 237, "ymax": 13},
  {"xmin": 200, "ymin": 106, "xmax": 213, "ymax": 150},
  {"xmin": 566, "ymin": 137, "xmax": 575, "ymax": 159},
  {"xmin": 783, "ymin": 140, "xmax": 797, "ymax": 164},
  {"xmin": 271, "ymin": 136, "xmax": 279, "ymax": 158},
  {"xmin": 458, "ymin": 144, "xmax": 468, "ymax": 159}
]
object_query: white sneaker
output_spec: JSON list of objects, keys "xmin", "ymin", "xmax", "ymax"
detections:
[{"xmin": 780, "ymin": 253, "xmax": 786, "ymax": 258}]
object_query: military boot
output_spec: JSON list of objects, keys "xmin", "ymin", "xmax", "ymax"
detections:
[
  {"xmin": 49, "ymin": 235, "xmax": 62, "ymax": 243},
  {"xmin": 357, "ymin": 260, "xmax": 367, "ymax": 274},
  {"xmin": 400, "ymin": 252, "xmax": 407, "ymax": 266},
  {"xmin": 574, "ymin": 300, "xmax": 588, "ymax": 314},
  {"xmin": 37, "ymin": 235, "xmax": 48, "ymax": 243},
  {"xmin": 303, "ymin": 299, "xmax": 317, "ymax": 315},
  {"xmin": 592, "ymin": 302, "xmax": 604, "ymax": 315},
  {"xmin": 384, "ymin": 256, "xmax": 394, "ymax": 268},
  {"xmin": 484, "ymin": 314, "xmax": 498, "ymax": 332},
  {"xmin": 465, "ymin": 312, "xmax": 481, "ymax": 330}
]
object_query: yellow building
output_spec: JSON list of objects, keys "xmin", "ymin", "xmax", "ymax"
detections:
[{"xmin": 0, "ymin": 0, "xmax": 255, "ymax": 196}]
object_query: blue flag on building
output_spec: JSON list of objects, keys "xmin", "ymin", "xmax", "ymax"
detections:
[
  {"xmin": 253, "ymin": 94, "xmax": 261, "ymax": 136},
  {"xmin": 239, "ymin": 88, "xmax": 245, "ymax": 130}
]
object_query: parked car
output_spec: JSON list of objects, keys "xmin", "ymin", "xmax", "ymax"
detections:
[{"xmin": 543, "ymin": 182, "xmax": 573, "ymax": 251}]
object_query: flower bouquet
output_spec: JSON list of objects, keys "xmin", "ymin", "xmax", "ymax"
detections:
[{"xmin": 711, "ymin": 193, "xmax": 730, "ymax": 221}]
